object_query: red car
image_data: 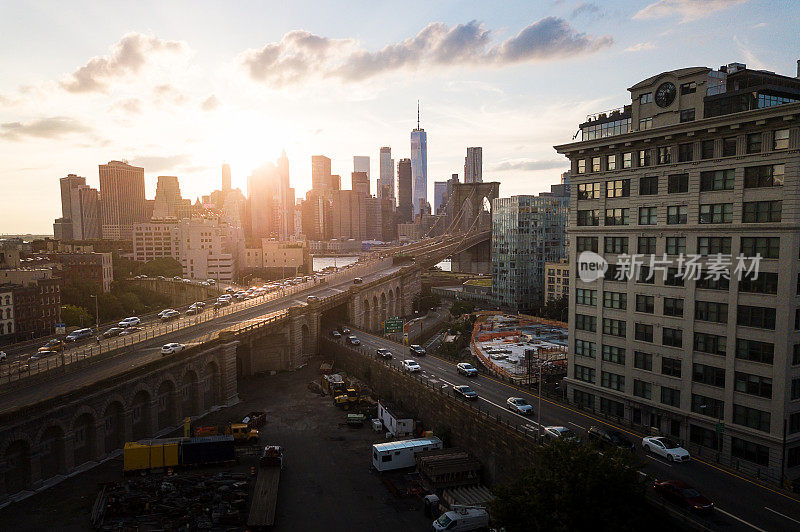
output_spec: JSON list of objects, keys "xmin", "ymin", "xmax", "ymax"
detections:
[{"xmin": 653, "ymin": 480, "xmax": 714, "ymax": 513}]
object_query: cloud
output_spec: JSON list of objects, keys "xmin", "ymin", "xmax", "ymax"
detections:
[
  {"xmin": 129, "ymin": 154, "xmax": 191, "ymax": 172},
  {"xmin": 240, "ymin": 18, "xmax": 612, "ymax": 87},
  {"xmin": 114, "ymin": 98, "xmax": 143, "ymax": 114},
  {"xmin": 571, "ymin": 3, "xmax": 602, "ymax": 18},
  {"xmin": 60, "ymin": 32, "xmax": 188, "ymax": 93},
  {"xmin": 633, "ymin": 0, "xmax": 747, "ymax": 22},
  {"xmin": 152, "ymin": 83, "xmax": 188, "ymax": 106},
  {"xmin": 201, "ymin": 95, "xmax": 220, "ymax": 111},
  {"xmin": 0, "ymin": 117, "xmax": 91, "ymax": 141},
  {"xmin": 625, "ymin": 42, "xmax": 655, "ymax": 52},
  {"xmin": 493, "ymin": 159, "xmax": 568, "ymax": 172}
]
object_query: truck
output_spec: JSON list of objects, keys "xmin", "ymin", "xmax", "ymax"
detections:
[
  {"xmin": 192, "ymin": 422, "xmax": 259, "ymax": 443},
  {"xmin": 432, "ymin": 506, "xmax": 490, "ymax": 532},
  {"xmin": 371, "ymin": 437, "xmax": 443, "ymax": 472},
  {"xmin": 320, "ymin": 373, "xmax": 346, "ymax": 396},
  {"xmin": 247, "ymin": 446, "xmax": 283, "ymax": 529}
]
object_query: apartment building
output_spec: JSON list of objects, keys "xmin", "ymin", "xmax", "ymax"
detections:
[
  {"xmin": 0, "ymin": 288, "xmax": 14, "ymax": 341},
  {"xmin": 545, "ymin": 259, "xmax": 570, "ymax": 304},
  {"xmin": 132, "ymin": 222, "xmax": 179, "ymax": 262},
  {"xmin": 555, "ymin": 62, "xmax": 800, "ymax": 481}
]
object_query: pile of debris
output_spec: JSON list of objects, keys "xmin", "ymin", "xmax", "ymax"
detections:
[{"xmin": 91, "ymin": 472, "xmax": 249, "ymax": 530}]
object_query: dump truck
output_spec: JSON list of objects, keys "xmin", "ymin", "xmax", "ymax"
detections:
[
  {"xmin": 192, "ymin": 422, "xmax": 259, "ymax": 443},
  {"xmin": 320, "ymin": 373, "xmax": 347, "ymax": 396},
  {"xmin": 247, "ymin": 445, "xmax": 283, "ymax": 529}
]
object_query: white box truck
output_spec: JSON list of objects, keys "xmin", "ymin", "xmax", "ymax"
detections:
[
  {"xmin": 377, "ymin": 401, "xmax": 415, "ymax": 437},
  {"xmin": 432, "ymin": 506, "xmax": 490, "ymax": 531},
  {"xmin": 371, "ymin": 437, "xmax": 443, "ymax": 472}
]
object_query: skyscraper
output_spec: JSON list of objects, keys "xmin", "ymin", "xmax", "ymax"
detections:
[
  {"xmin": 379, "ymin": 147, "xmax": 395, "ymax": 200},
  {"xmin": 222, "ymin": 163, "xmax": 231, "ymax": 192},
  {"xmin": 277, "ymin": 150, "xmax": 293, "ymax": 239},
  {"xmin": 152, "ymin": 175, "xmax": 190, "ymax": 220},
  {"xmin": 465, "ymin": 147, "xmax": 483, "ymax": 183},
  {"xmin": 411, "ymin": 102, "xmax": 428, "ymax": 215},
  {"xmin": 247, "ymin": 162, "xmax": 279, "ymax": 241},
  {"xmin": 353, "ymin": 156, "xmax": 370, "ymax": 180},
  {"xmin": 99, "ymin": 160, "xmax": 146, "ymax": 240},
  {"xmin": 433, "ymin": 181, "xmax": 448, "ymax": 215},
  {"xmin": 312, "ymin": 155, "xmax": 332, "ymax": 193},
  {"xmin": 54, "ymin": 174, "xmax": 101, "ymax": 241},
  {"xmin": 352, "ymin": 171, "xmax": 370, "ymax": 197},
  {"xmin": 397, "ymin": 158, "xmax": 413, "ymax": 223}
]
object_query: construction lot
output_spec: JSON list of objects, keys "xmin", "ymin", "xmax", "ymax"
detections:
[{"xmin": 0, "ymin": 359, "xmax": 432, "ymax": 531}]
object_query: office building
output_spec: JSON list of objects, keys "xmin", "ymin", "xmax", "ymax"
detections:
[
  {"xmin": 397, "ymin": 158, "xmax": 413, "ymax": 223},
  {"xmin": 352, "ymin": 171, "xmax": 370, "ymax": 197},
  {"xmin": 329, "ymin": 190, "xmax": 366, "ymax": 241},
  {"xmin": 99, "ymin": 160, "xmax": 146, "ymax": 240},
  {"xmin": 555, "ymin": 62, "xmax": 800, "ymax": 480},
  {"xmin": 222, "ymin": 163, "xmax": 231, "ymax": 192},
  {"xmin": 545, "ymin": 259, "xmax": 570, "ymax": 304},
  {"xmin": 247, "ymin": 162, "xmax": 279, "ymax": 241},
  {"xmin": 54, "ymin": 174, "xmax": 101, "ymax": 241},
  {"xmin": 276, "ymin": 150, "xmax": 294, "ymax": 240},
  {"xmin": 242, "ymin": 239, "xmax": 310, "ymax": 278},
  {"xmin": 433, "ymin": 181, "xmax": 448, "ymax": 214},
  {"xmin": 312, "ymin": 155, "xmax": 333, "ymax": 193},
  {"xmin": 177, "ymin": 218, "xmax": 234, "ymax": 282},
  {"xmin": 152, "ymin": 175, "xmax": 191, "ymax": 220},
  {"xmin": 354, "ymin": 156, "xmax": 370, "ymax": 179},
  {"xmin": 301, "ymin": 191, "xmax": 327, "ymax": 241},
  {"xmin": 411, "ymin": 102, "xmax": 428, "ymax": 214},
  {"xmin": 379, "ymin": 147, "xmax": 395, "ymax": 200},
  {"xmin": 132, "ymin": 222, "xmax": 179, "ymax": 262},
  {"xmin": 491, "ymin": 186, "xmax": 569, "ymax": 312},
  {"xmin": 365, "ymin": 196, "xmax": 383, "ymax": 241},
  {"xmin": 465, "ymin": 147, "xmax": 483, "ymax": 183}
]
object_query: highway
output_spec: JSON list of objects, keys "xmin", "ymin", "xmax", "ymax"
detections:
[{"xmin": 341, "ymin": 325, "xmax": 800, "ymax": 532}]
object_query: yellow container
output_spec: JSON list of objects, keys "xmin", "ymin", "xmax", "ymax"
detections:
[
  {"xmin": 123, "ymin": 439, "xmax": 181, "ymax": 471},
  {"xmin": 123, "ymin": 441, "xmax": 151, "ymax": 472},
  {"xmin": 149, "ymin": 439, "xmax": 180, "ymax": 468}
]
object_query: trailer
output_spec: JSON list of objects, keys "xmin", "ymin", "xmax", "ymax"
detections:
[
  {"xmin": 372, "ymin": 437, "xmax": 442, "ymax": 472},
  {"xmin": 248, "ymin": 446, "xmax": 283, "ymax": 529},
  {"xmin": 377, "ymin": 401, "xmax": 415, "ymax": 437}
]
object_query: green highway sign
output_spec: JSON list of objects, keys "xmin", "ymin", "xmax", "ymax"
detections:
[{"xmin": 384, "ymin": 317, "xmax": 404, "ymax": 333}]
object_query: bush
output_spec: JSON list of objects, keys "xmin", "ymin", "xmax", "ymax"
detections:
[{"xmin": 61, "ymin": 304, "xmax": 93, "ymax": 327}]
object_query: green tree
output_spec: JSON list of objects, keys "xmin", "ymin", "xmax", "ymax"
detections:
[
  {"xmin": 540, "ymin": 294, "xmax": 568, "ymax": 322},
  {"xmin": 61, "ymin": 304, "xmax": 92, "ymax": 327},
  {"xmin": 450, "ymin": 300, "xmax": 475, "ymax": 316},
  {"xmin": 137, "ymin": 257, "xmax": 182, "ymax": 277},
  {"xmin": 490, "ymin": 439, "xmax": 647, "ymax": 531}
]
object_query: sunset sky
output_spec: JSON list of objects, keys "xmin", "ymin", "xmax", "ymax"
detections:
[{"xmin": 1, "ymin": 0, "xmax": 798, "ymax": 233}]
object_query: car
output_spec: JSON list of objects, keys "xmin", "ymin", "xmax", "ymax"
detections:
[
  {"xmin": 586, "ymin": 426, "xmax": 635, "ymax": 452},
  {"xmin": 346, "ymin": 336, "xmax": 360, "ymax": 346},
  {"xmin": 642, "ymin": 436, "xmax": 690, "ymax": 462},
  {"xmin": 453, "ymin": 385, "xmax": 478, "ymax": 401},
  {"xmin": 28, "ymin": 353, "xmax": 45, "ymax": 361},
  {"xmin": 544, "ymin": 426, "xmax": 580, "ymax": 442},
  {"xmin": 118, "ymin": 317, "xmax": 141, "ymax": 328},
  {"xmin": 653, "ymin": 480, "xmax": 714, "ymax": 513},
  {"xmin": 182, "ymin": 278, "xmax": 192, "ymax": 284},
  {"xmin": 353, "ymin": 277, "xmax": 363, "ymax": 284},
  {"xmin": 306, "ymin": 295, "xmax": 320, "ymax": 303},
  {"xmin": 160, "ymin": 310, "xmax": 180, "ymax": 321},
  {"xmin": 157, "ymin": 309, "xmax": 177, "ymax": 319},
  {"xmin": 186, "ymin": 306, "xmax": 201, "ymax": 315},
  {"xmin": 103, "ymin": 327, "xmax": 124, "ymax": 338},
  {"xmin": 409, "ymin": 345, "xmax": 427, "ymax": 357},
  {"xmin": 213, "ymin": 300, "xmax": 228, "ymax": 309},
  {"xmin": 206, "ymin": 279, "xmax": 216, "ymax": 285},
  {"xmin": 340, "ymin": 326, "xmax": 351, "ymax": 334},
  {"xmin": 225, "ymin": 287, "xmax": 236, "ymax": 294},
  {"xmin": 401, "ymin": 359, "xmax": 421, "ymax": 373},
  {"xmin": 65, "ymin": 328, "xmax": 94, "ymax": 342},
  {"xmin": 173, "ymin": 276, "xmax": 182, "ymax": 281},
  {"xmin": 194, "ymin": 301, "xmax": 206, "ymax": 308},
  {"xmin": 38, "ymin": 339, "xmax": 64, "ymax": 352},
  {"xmin": 118, "ymin": 326, "xmax": 141, "ymax": 336},
  {"xmin": 506, "ymin": 397, "xmax": 533, "ymax": 415},
  {"xmin": 160, "ymin": 343, "xmax": 185, "ymax": 355},
  {"xmin": 331, "ymin": 330, "xmax": 342, "ymax": 339},
  {"xmin": 376, "ymin": 348, "xmax": 393, "ymax": 359},
  {"xmin": 457, "ymin": 362, "xmax": 478, "ymax": 377},
  {"xmin": 0, "ymin": 351, "xmax": 6, "ymax": 363}
]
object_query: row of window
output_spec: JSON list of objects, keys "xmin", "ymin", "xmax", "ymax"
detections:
[
  {"xmin": 577, "ymin": 235, "xmax": 781, "ymax": 259},
  {"xmin": 577, "ymin": 200, "xmax": 782, "ymax": 226}
]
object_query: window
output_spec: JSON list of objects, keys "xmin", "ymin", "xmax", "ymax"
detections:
[
  {"xmin": 638, "ymin": 206, "xmax": 657, "ymax": 225},
  {"xmin": 661, "ymin": 387, "xmax": 681, "ymax": 407},
  {"xmin": 664, "ymin": 298, "xmax": 683, "ymax": 317},
  {"xmin": 698, "ymin": 236, "xmax": 731, "ymax": 255},
  {"xmin": 668, "ymin": 173, "xmax": 688, "ymax": 193},
  {"xmin": 637, "ymin": 266, "xmax": 654, "ymax": 284},
  {"xmin": 601, "ymin": 371, "xmax": 625, "ymax": 391},
  {"xmin": 740, "ymin": 237, "xmax": 779, "ymax": 259},
  {"xmin": 639, "ymin": 118, "xmax": 653, "ymax": 130},
  {"xmin": 657, "ymin": 146, "xmax": 671, "ymax": 165},
  {"xmin": 639, "ymin": 176, "xmax": 658, "ymax": 195},
  {"xmin": 602, "ymin": 345, "xmax": 626, "ymax": 364},
  {"xmin": 575, "ymin": 314, "xmax": 597, "ymax": 332},
  {"xmin": 744, "ymin": 164, "xmax": 784, "ymax": 188},
  {"xmin": 665, "ymin": 237, "xmax": 685, "ymax": 255},
  {"xmin": 699, "ymin": 203, "xmax": 732, "ymax": 224},
  {"xmin": 576, "ymin": 236, "xmax": 599, "ymax": 252},
  {"xmin": 690, "ymin": 424, "xmax": 719, "ymax": 449},
  {"xmin": 638, "ymin": 237, "xmax": 656, "ymax": 254},
  {"xmin": 773, "ymin": 128, "xmax": 789, "ymax": 150},
  {"xmin": 576, "ymin": 288, "xmax": 597, "ymax": 306},
  {"xmin": 574, "ymin": 364, "xmax": 595, "ymax": 383},
  {"xmin": 662, "ymin": 357, "xmax": 682, "ymax": 377},
  {"xmin": 604, "ymin": 236, "xmax": 628, "ymax": 254},
  {"xmin": 634, "ymin": 351, "xmax": 653, "ymax": 371},
  {"xmin": 603, "ymin": 318, "xmax": 626, "ymax": 337},
  {"xmin": 578, "ymin": 159, "xmax": 586, "ymax": 173},
  {"xmin": 680, "ymin": 81, "xmax": 696, "ymax": 95},
  {"xmin": 604, "ymin": 208, "xmax": 629, "ymax": 226},
  {"xmin": 678, "ymin": 143, "xmax": 693, "ymax": 162},
  {"xmin": 795, "ymin": 344, "xmax": 800, "ymax": 365},
  {"xmin": 722, "ymin": 136, "xmax": 737, "ymax": 157},
  {"xmin": 640, "ymin": 92, "xmax": 652, "ymax": 104},
  {"xmin": 574, "ymin": 389, "xmax": 595, "ymax": 409},
  {"xmin": 663, "ymin": 328, "xmax": 683, "ymax": 348},
  {"xmin": 732, "ymin": 437, "xmax": 769, "ymax": 466},
  {"xmin": 633, "ymin": 380, "xmax": 652, "ymax": 399},
  {"xmin": 700, "ymin": 169, "xmax": 734, "ymax": 191},
  {"xmin": 603, "ymin": 291, "xmax": 627, "ymax": 310},
  {"xmin": 591, "ymin": 156, "xmax": 601, "ymax": 172},
  {"xmin": 746, "ymin": 132, "xmax": 762, "ymax": 154},
  {"xmin": 664, "ymin": 268, "xmax": 684, "ymax": 287},
  {"xmin": 736, "ymin": 338, "xmax": 774, "ymax": 364},
  {"xmin": 695, "ymin": 301, "xmax": 728, "ymax": 323},
  {"xmin": 606, "ymin": 154, "xmax": 616, "ymax": 171},
  {"xmin": 734, "ymin": 372, "xmax": 772, "ymax": 399},
  {"xmin": 635, "ymin": 322, "xmax": 653, "ymax": 342},
  {"xmin": 793, "ymin": 413, "xmax": 800, "ymax": 434},
  {"xmin": 575, "ymin": 339, "xmax": 597, "ymax": 358},
  {"xmin": 636, "ymin": 295, "xmax": 654, "ymax": 314},
  {"xmin": 666, "ymin": 205, "xmax": 687, "ymax": 225},
  {"xmin": 739, "ymin": 272, "xmax": 778, "ymax": 294},
  {"xmin": 694, "ymin": 332, "xmax": 727, "ymax": 356},
  {"xmin": 737, "ymin": 305, "xmax": 776, "ymax": 330},
  {"xmin": 693, "ymin": 363, "xmax": 726, "ymax": 387},
  {"xmin": 733, "ymin": 405, "xmax": 770, "ymax": 432},
  {"xmin": 606, "ymin": 179, "xmax": 630, "ymax": 198},
  {"xmin": 577, "ymin": 209, "xmax": 600, "ymax": 226},
  {"xmin": 577, "ymin": 182, "xmax": 602, "ymax": 199},
  {"xmin": 679, "ymin": 109, "xmax": 696, "ymax": 123},
  {"xmin": 623, "ymin": 152, "xmax": 632, "ymax": 168},
  {"xmin": 604, "ymin": 264, "xmax": 623, "ymax": 282},
  {"xmin": 639, "ymin": 149, "xmax": 651, "ymax": 167},
  {"xmin": 701, "ymin": 140, "xmax": 715, "ymax": 159},
  {"xmin": 743, "ymin": 201, "xmax": 781, "ymax": 223},
  {"xmin": 692, "ymin": 395, "xmax": 724, "ymax": 419},
  {"xmin": 792, "ymin": 378, "xmax": 800, "ymax": 400},
  {"xmin": 600, "ymin": 398, "xmax": 624, "ymax": 417}
]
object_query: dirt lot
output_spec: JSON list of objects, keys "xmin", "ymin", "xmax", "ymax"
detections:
[{"xmin": 0, "ymin": 358, "xmax": 432, "ymax": 531}]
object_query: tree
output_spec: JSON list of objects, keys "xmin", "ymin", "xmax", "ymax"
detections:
[
  {"xmin": 137, "ymin": 257, "xmax": 182, "ymax": 277},
  {"xmin": 489, "ymin": 439, "xmax": 648, "ymax": 531},
  {"xmin": 61, "ymin": 304, "xmax": 92, "ymax": 327},
  {"xmin": 450, "ymin": 300, "xmax": 475, "ymax": 317},
  {"xmin": 540, "ymin": 294, "xmax": 568, "ymax": 322}
]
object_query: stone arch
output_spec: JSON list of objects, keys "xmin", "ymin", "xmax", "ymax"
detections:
[
  {"xmin": 131, "ymin": 389, "xmax": 152, "ymax": 441},
  {"xmin": 388, "ymin": 288, "xmax": 395, "ymax": 317},
  {"xmin": 181, "ymin": 369, "xmax": 200, "ymax": 418},
  {"xmin": 202, "ymin": 360, "xmax": 220, "ymax": 410},
  {"xmin": 157, "ymin": 379, "xmax": 178, "ymax": 430},
  {"xmin": 301, "ymin": 323, "xmax": 311, "ymax": 354},
  {"xmin": 4, "ymin": 438, "xmax": 31, "ymax": 494},
  {"xmin": 73, "ymin": 411, "xmax": 97, "ymax": 465},
  {"xmin": 102, "ymin": 401, "xmax": 124, "ymax": 454},
  {"xmin": 380, "ymin": 292, "xmax": 387, "ymax": 325},
  {"xmin": 363, "ymin": 298, "xmax": 371, "ymax": 331},
  {"xmin": 372, "ymin": 295, "xmax": 379, "ymax": 332},
  {"xmin": 38, "ymin": 425, "xmax": 66, "ymax": 479}
]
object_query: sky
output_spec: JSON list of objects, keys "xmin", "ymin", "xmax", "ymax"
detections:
[{"xmin": 1, "ymin": 0, "xmax": 799, "ymax": 234}]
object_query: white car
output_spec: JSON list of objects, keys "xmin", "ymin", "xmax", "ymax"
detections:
[
  {"xmin": 507, "ymin": 397, "xmax": 533, "ymax": 415},
  {"xmin": 642, "ymin": 436, "xmax": 691, "ymax": 462},
  {"xmin": 118, "ymin": 316, "xmax": 141, "ymax": 328},
  {"xmin": 457, "ymin": 363, "xmax": 478, "ymax": 377},
  {"xmin": 160, "ymin": 343, "xmax": 185, "ymax": 355},
  {"xmin": 401, "ymin": 359, "xmax": 421, "ymax": 373},
  {"xmin": 544, "ymin": 426, "xmax": 580, "ymax": 442},
  {"xmin": 158, "ymin": 309, "xmax": 176, "ymax": 318}
]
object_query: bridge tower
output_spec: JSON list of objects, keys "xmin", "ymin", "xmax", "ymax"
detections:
[{"xmin": 448, "ymin": 182, "xmax": 499, "ymax": 274}]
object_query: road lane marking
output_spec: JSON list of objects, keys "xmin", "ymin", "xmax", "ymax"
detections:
[
  {"xmin": 716, "ymin": 508, "xmax": 768, "ymax": 532},
  {"xmin": 477, "ymin": 396, "xmax": 541, "ymax": 428},
  {"xmin": 764, "ymin": 507, "xmax": 800, "ymax": 525},
  {"xmin": 568, "ymin": 422, "xmax": 585, "ymax": 430},
  {"xmin": 645, "ymin": 455, "xmax": 673, "ymax": 467}
]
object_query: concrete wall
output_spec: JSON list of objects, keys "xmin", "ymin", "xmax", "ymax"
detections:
[{"xmin": 131, "ymin": 279, "xmax": 221, "ymax": 306}]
